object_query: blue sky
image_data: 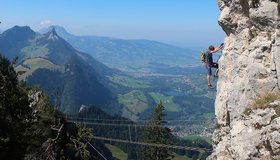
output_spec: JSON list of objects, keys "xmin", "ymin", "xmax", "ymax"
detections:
[{"xmin": 0, "ymin": 0, "xmax": 225, "ymax": 49}]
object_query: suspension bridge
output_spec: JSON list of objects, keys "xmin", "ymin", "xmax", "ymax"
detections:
[{"xmin": 62, "ymin": 116, "xmax": 214, "ymax": 159}]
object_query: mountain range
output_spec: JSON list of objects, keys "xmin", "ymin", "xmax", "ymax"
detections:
[
  {"xmin": 40, "ymin": 25, "xmax": 199, "ymax": 73},
  {"xmin": 0, "ymin": 26, "xmax": 120, "ymax": 114},
  {"xmin": 0, "ymin": 25, "xmax": 203, "ymax": 119}
]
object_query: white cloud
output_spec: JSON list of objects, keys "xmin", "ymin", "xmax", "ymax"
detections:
[{"xmin": 40, "ymin": 20, "xmax": 52, "ymax": 27}]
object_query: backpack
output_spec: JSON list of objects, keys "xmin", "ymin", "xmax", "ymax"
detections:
[{"xmin": 200, "ymin": 50, "xmax": 207, "ymax": 62}]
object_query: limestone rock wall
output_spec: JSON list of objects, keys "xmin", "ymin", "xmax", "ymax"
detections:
[{"xmin": 209, "ymin": 0, "xmax": 280, "ymax": 159}]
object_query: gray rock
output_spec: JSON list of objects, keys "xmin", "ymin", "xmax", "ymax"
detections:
[
  {"xmin": 210, "ymin": 0, "xmax": 280, "ymax": 159},
  {"xmin": 209, "ymin": 108, "xmax": 280, "ymax": 160},
  {"xmin": 269, "ymin": 100, "xmax": 280, "ymax": 107}
]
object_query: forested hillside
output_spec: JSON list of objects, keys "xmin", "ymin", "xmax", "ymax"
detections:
[{"xmin": 0, "ymin": 55, "xmax": 98, "ymax": 159}]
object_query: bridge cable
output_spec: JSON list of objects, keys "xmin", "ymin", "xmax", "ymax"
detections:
[
  {"xmin": 87, "ymin": 141, "xmax": 109, "ymax": 160},
  {"xmin": 92, "ymin": 136, "xmax": 212, "ymax": 153}
]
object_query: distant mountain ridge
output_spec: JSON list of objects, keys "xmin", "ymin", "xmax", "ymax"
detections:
[
  {"xmin": 40, "ymin": 25, "xmax": 199, "ymax": 73},
  {"xmin": 0, "ymin": 26, "xmax": 120, "ymax": 114},
  {"xmin": 0, "ymin": 26, "xmax": 36, "ymax": 60}
]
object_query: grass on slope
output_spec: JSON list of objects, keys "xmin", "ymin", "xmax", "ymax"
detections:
[
  {"xmin": 105, "ymin": 144, "xmax": 128, "ymax": 160},
  {"xmin": 105, "ymin": 144, "xmax": 193, "ymax": 160},
  {"xmin": 183, "ymin": 135, "xmax": 212, "ymax": 144},
  {"xmin": 244, "ymin": 91, "xmax": 280, "ymax": 116},
  {"xmin": 21, "ymin": 39, "xmax": 49, "ymax": 58},
  {"xmin": 108, "ymin": 75, "xmax": 151, "ymax": 89},
  {"xmin": 118, "ymin": 90, "xmax": 149, "ymax": 120},
  {"xmin": 200, "ymin": 112, "xmax": 215, "ymax": 121},
  {"xmin": 15, "ymin": 57, "xmax": 63, "ymax": 80},
  {"xmin": 172, "ymin": 154, "xmax": 191, "ymax": 160},
  {"xmin": 149, "ymin": 92, "xmax": 182, "ymax": 112}
]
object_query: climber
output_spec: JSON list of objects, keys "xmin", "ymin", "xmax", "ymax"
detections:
[{"xmin": 203, "ymin": 43, "xmax": 223, "ymax": 89}]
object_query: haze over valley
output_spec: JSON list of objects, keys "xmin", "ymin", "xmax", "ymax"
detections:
[{"xmin": 0, "ymin": 25, "xmax": 216, "ymax": 136}]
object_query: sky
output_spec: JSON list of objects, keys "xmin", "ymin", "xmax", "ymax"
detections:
[{"xmin": 0, "ymin": 0, "xmax": 225, "ymax": 49}]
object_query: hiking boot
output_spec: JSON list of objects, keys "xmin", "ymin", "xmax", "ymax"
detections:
[{"xmin": 208, "ymin": 84, "xmax": 213, "ymax": 89}]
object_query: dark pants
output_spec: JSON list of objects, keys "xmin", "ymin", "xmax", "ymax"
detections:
[
  {"xmin": 204, "ymin": 62, "xmax": 218, "ymax": 76},
  {"xmin": 211, "ymin": 63, "xmax": 218, "ymax": 69}
]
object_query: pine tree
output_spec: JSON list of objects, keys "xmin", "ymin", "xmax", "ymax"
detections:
[
  {"xmin": 0, "ymin": 55, "xmax": 32, "ymax": 159},
  {"xmin": 0, "ymin": 54, "xmax": 93, "ymax": 159},
  {"xmin": 143, "ymin": 101, "xmax": 174, "ymax": 160}
]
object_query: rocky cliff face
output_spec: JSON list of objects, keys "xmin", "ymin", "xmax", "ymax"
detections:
[{"xmin": 209, "ymin": 0, "xmax": 280, "ymax": 159}]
